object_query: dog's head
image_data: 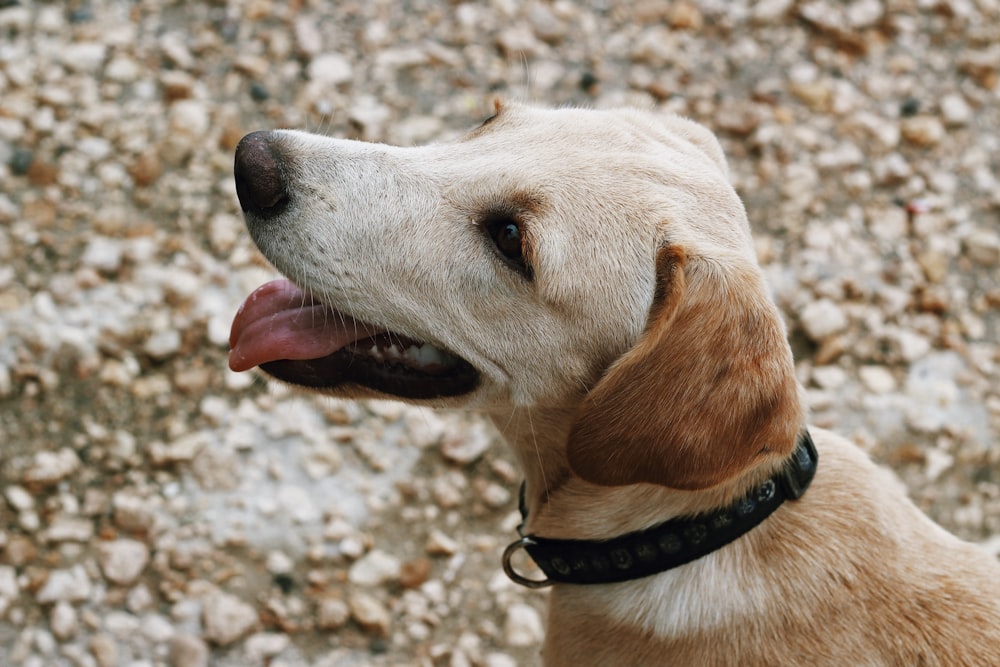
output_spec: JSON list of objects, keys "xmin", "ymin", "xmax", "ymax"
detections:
[{"xmin": 230, "ymin": 102, "xmax": 802, "ymax": 490}]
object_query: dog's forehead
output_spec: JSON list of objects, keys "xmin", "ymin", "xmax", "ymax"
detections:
[{"xmin": 458, "ymin": 103, "xmax": 727, "ymax": 174}]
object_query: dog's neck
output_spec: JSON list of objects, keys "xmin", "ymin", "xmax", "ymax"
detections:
[{"xmin": 487, "ymin": 406, "xmax": 768, "ymax": 542}]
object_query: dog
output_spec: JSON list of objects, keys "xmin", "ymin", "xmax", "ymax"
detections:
[{"xmin": 228, "ymin": 101, "xmax": 1000, "ymax": 666}]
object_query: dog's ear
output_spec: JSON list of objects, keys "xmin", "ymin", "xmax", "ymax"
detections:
[{"xmin": 566, "ymin": 245, "xmax": 803, "ymax": 490}]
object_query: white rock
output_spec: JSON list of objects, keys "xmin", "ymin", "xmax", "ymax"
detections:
[
  {"xmin": 244, "ymin": 632, "xmax": 290, "ymax": 661},
  {"xmin": 42, "ymin": 516, "xmax": 94, "ymax": 543},
  {"xmin": 81, "ymin": 237, "xmax": 123, "ymax": 274},
  {"xmin": 480, "ymin": 482, "xmax": 512, "ymax": 508},
  {"xmin": 858, "ymin": 365, "xmax": 897, "ymax": 394},
  {"xmin": 845, "ymin": 0, "xmax": 883, "ymax": 28},
  {"xmin": 50, "ymin": 600, "xmax": 79, "ymax": 641},
  {"xmin": 99, "ymin": 539, "xmax": 150, "ymax": 586},
  {"xmin": 4, "ymin": 485, "xmax": 35, "ymax": 511},
  {"xmin": 202, "ymin": 591, "xmax": 258, "ymax": 645},
  {"xmin": 105, "ymin": 54, "xmax": 141, "ymax": 83},
  {"xmin": 0, "ymin": 565, "xmax": 19, "ymax": 599},
  {"xmin": 126, "ymin": 584, "xmax": 155, "ymax": 613},
  {"xmin": 168, "ymin": 634, "xmax": 209, "ymax": 667},
  {"xmin": 168, "ymin": 100, "xmax": 210, "ymax": 138},
  {"xmin": 348, "ymin": 549, "xmax": 401, "ymax": 586},
  {"xmin": 112, "ymin": 492, "xmax": 155, "ymax": 532},
  {"xmin": 891, "ymin": 329, "xmax": 931, "ymax": 362},
  {"xmin": 348, "ymin": 592, "xmax": 391, "ymax": 635},
  {"xmin": 965, "ymin": 229, "xmax": 1000, "ymax": 265},
  {"xmin": 23, "ymin": 448, "xmax": 81, "ymax": 486},
  {"xmin": 811, "ymin": 365, "xmax": 847, "ymax": 390},
  {"xmin": 441, "ymin": 423, "xmax": 492, "ymax": 465},
  {"xmin": 503, "ymin": 603, "xmax": 544, "ymax": 647},
  {"xmin": 144, "ymin": 329, "xmax": 182, "ymax": 360},
  {"xmin": 339, "ymin": 535, "xmax": 366, "ymax": 560},
  {"xmin": 901, "ymin": 115, "xmax": 945, "ymax": 147},
  {"xmin": 35, "ymin": 627, "xmax": 57, "ymax": 655},
  {"xmin": 484, "ymin": 653, "xmax": 520, "ymax": 667},
  {"xmin": 265, "ymin": 550, "xmax": 294, "ymax": 575},
  {"xmin": 316, "ymin": 597, "xmax": 350, "ymax": 630},
  {"xmin": 141, "ymin": 613, "xmax": 176, "ymax": 643},
  {"xmin": 149, "ymin": 432, "xmax": 207, "ymax": 465},
  {"xmin": 294, "ymin": 17, "xmax": 323, "ymax": 56},
  {"xmin": 36, "ymin": 565, "xmax": 93, "ymax": 604},
  {"xmin": 799, "ymin": 299, "xmax": 848, "ymax": 342},
  {"xmin": 940, "ymin": 93, "xmax": 972, "ymax": 126},
  {"xmin": 307, "ymin": 53, "xmax": 353, "ymax": 85},
  {"xmin": 60, "ymin": 42, "xmax": 107, "ymax": 73},
  {"xmin": 90, "ymin": 634, "xmax": 119, "ymax": 667},
  {"xmin": 426, "ymin": 529, "xmax": 460, "ymax": 556}
]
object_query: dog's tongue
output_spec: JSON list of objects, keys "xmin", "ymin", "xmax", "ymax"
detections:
[{"xmin": 228, "ymin": 279, "xmax": 380, "ymax": 372}]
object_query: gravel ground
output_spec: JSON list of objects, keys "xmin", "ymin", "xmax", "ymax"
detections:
[{"xmin": 1, "ymin": 0, "xmax": 999, "ymax": 665}]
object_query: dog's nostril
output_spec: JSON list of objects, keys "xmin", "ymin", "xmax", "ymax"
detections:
[{"xmin": 234, "ymin": 131, "xmax": 290, "ymax": 216}]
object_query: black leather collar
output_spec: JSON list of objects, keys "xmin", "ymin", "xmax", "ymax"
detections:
[{"xmin": 503, "ymin": 430, "xmax": 818, "ymax": 587}]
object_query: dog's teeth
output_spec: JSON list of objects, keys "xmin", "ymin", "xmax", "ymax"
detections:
[{"xmin": 405, "ymin": 343, "xmax": 453, "ymax": 368}]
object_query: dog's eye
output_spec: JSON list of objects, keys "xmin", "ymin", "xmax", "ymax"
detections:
[
  {"xmin": 481, "ymin": 212, "xmax": 531, "ymax": 276},
  {"xmin": 493, "ymin": 221, "xmax": 522, "ymax": 259}
]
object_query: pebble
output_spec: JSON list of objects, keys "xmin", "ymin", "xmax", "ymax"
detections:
[
  {"xmin": 799, "ymin": 299, "xmax": 849, "ymax": 342},
  {"xmin": 858, "ymin": 365, "xmax": 897, "ymax": 394},
  {"xmin": 202, "ymin": 591, "xmax": 258, "ymax": 646},
  {"xmin": 503, "ymin": 603, "xmax": 544, "ymax": 647},
  {"xmin": 940, "ymin": 93, "xmax": 972, "ymax": 126},
  {"xmin": 22, "ymin": 448, "xmax": 81, "ymax": 486},
  {"xmin": 294, "ymin": 17, "xmax": 323, "ymax": 56},
  {"xmin": 753, "ymin": 0, "xmax": 796, "ymax": 22},
  {"xmin": 112, "ymin": 492, "xmax": 156, "ymax": 532},
  {"xmin": 36, "ymin": 566, "xmax": 93, "ymax": 604},
  {"xmin": 348, "ymin": 592, "xmax": 391, "ymax": 636},
  {"xmin": 144, "ymin": 329, "xmax": 182, "ymax": 360},
  {"xmin": 245, "ymin": 632, "xmax": 290, "ymax": 661},
  {"xmin": 98, "ymin": 539, "xmax": 150, "ymax": 586},
  {"xmin": 4, "ymin": 485, "xmax": 35, "ymax": 512},
  {"xmin": 307, "ymin": 53, "xmax": 353, "ymax": 85},
  {"xmin": 441, "ymin": 424, "xmax": 492, "ymax": 465},
  {"xmin": 49, "ymin": 601, "xmax": 78, "ymax": 641},
  {"xmin": 900, "ymin": 116, "xmax": 945, "ymax": 147},
  {"xmin": 348, "ymin": 549, "xmax": 402, "ymax": 586},
  {"xmin": 90, "ymin": 634, "xmax": 119, "ymax": 667},
  {"xmin": 426, "ymin": 529, "xmax": 461, "ymax": 556},
  {"xmin": 965, "ymin": 229, "xmax": 1000, "ymax": 266},
  {"xmin": 168, "ymin": 634, "xmax": 209, "ymax": 667},
  {"xmin": 316, "ymin": 597, "xmax": 350, "ymax": 630},
  {"xmin": 399, "ymin": 558, "xmax": 432, "ymax": 589}
]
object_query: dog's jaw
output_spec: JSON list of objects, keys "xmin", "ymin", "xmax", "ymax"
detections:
[{"xmin": 229, "ymin": 279, "xmax": 480, "ymax": 400}]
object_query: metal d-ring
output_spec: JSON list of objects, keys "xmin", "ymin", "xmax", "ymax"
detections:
[{"xmin": 502, "ymin": 536, "xmax": 553, "ymax": 589}]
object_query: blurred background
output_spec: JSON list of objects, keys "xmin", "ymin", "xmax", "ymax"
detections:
[{"xmin": 0, "ymin": 0, "xmax": 998, "ymax": 665}]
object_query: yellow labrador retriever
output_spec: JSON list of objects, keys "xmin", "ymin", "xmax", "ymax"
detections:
[{"xmin": 228, "ymin": 102, "xmax": 1000, "ymax": 666}]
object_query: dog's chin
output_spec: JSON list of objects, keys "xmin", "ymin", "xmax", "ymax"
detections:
[{"xmin": 258, "ymin": 342, "xmax": 481, "ymax": 401}]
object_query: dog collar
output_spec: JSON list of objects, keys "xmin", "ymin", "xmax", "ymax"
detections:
[{"xmin": 503, "ymin": 429, "xmax": 818, "ymax": 588}]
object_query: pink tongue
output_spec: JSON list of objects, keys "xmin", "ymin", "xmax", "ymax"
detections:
[{"xmin": 228, "ymin": 279, "xmax": 381, "ymax": 372}]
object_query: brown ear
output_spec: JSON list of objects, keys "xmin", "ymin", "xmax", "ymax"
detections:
[{"xmin": 566, "ymin": 246, "xmax": 803, "ymax": 490}]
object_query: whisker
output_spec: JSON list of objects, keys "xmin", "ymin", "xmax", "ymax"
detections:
[{"xmin": 525, "ymin": 408, "xmax": 549, "ymax": 504}]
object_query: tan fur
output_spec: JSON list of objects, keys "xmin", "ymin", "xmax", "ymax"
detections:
[{"xmin": 239, "ymin": 102, "xmax": 1000, "ymax": 665}]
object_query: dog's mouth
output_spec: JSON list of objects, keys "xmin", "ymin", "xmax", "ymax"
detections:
[{"xmin": 228, "ymin": 280, "xmax": 479, "ymax": 399}]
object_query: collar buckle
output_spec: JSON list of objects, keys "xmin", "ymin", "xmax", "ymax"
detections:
[{"xmin": 502, "ymin": 536, "xmax": 553, "ymax": 589}]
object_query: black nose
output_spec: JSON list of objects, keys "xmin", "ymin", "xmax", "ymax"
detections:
[{"xmin": 234, "ymin": 131, "xmax": 289, "ymax": 216}]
